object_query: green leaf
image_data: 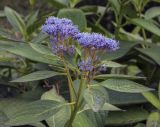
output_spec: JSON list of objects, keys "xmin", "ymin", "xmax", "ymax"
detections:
[
  {"xmin": 45, "ymin": 0, "xmax": 69, "ymax": 8},
  {"xmin": 11, "ymin": 71, "xmax": 65, "ymax": 82},
  {"xmin": 4, "ymin": 7, "xmax": 26, "ymax": 37},
  {"xmin": 58, "ymin": 8, "xmax": 87, "ymax": 31},
  {"xmin": 142, "ymin": 92, "xmax": 160, "ymax": 110},
  {"xmin": 3, "ymin": 42, "xmax": 58, "ymax": 64},
  {"xmin": 136, "ymin": 45, "xmax": 160, "ymax": 65},
  {"xmin": 94, "ymin": 74, "xmax": 146, "ymax": 80},
  {"xmin": 41, "ymin": 89, "xmax": 71, "ymax": 127},
  {"xmin": 99, "ymin": 78, "xmax": 153, "ymax": 93},
  {"xmin": 101, "ymin": 41, "xmax": 139, "ymax": 60},
  {"xmin": 145, "ymin": 7, "xmax": 160, "ymax": 19},
  {"xmin": 83, "ymin": 86, "xmax": 107, "ymax": 112},
  {"xmin": 100, "ymin": 60, "xmax": 125, "ymax": 68},
  {"xmin": 134, "ymin": 123, "xmax": 146, "ymax": 127},
  {"xmin": 80, "ymin": 103, "xmax": 121, "ymax": 113},
  {"xmin": 30, "ymin": 43, "xmax": 55, "ymax": 56},
  {"xmin": 106, "ymin": 107, "xmax": 149, "ymax": 126},
  {"xmin": 158, "ymin": 82, "xmax": 160, "ymax": 99},
  {"xmin": 0, "ymin": 111, "xmax": 8, "ymax": 126},
  {"xmin": 5, "ymin": 100, "xmax": 65, "ymax": 126},
  {"xmin": 31, "ymin": 32, "xmax": 48, "ymax": 43},
  {"xmin": 130, "ymin": 18, "xmax": 160, "ymax": 37},
  {"xmin": 26, "ymin": 10, "xmax": 39, "ymax": 28},
  {"xmin": 146, "ymin": 112, "xmax": 160, "ymax": 127},
  {"xmin": 108, "ymin": 0, "xmax": 120, "ymax": 13},
  {"xmin": 108, "ymin": 90, "xmax": 147, "ymax": 105},
  {"xmin": 84, "ymin": 110, "xmax": 108, "ymax": 127},
  {"xmin": 73, "ymin": 113, "xmax": 96, "ymax": 127}
]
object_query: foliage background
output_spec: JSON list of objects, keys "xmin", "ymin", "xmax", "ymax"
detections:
[{"xmin": 0, "ymin": 0, "xmax": 160, "ymax": 127}]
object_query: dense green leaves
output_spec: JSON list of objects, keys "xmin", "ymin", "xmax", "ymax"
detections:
[
  {"xmin": 41, "ymin": 89, "xmax": 70, "ymax": 127},
  {"xmin": 99, "ymin": 79, "xmax": 153, "ymax": 93},
  {"xmin": 2, "ymin": 42, "xmax": 59, "ymax": 64},
  {"xmin": 130, "ymin": 18, "xmax": 160, "ymax": 37},
  {"xmin": 5, "ymin": 100, "xmax": 65, "ymax": 125},
  {"xmin": 58, "ymin": 8, "xmax": 87, "ymax": 31},
  {"xmin": 11, "ymin": 71, "xmax": 65, "ymax": 82}
]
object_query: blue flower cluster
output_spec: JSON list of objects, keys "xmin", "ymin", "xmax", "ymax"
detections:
[
  {"xmin": 42, "ymin": 16, "xmax": 119, "ymax": 72},
  {"xmin": 78, "ymin": 59, "xmax": 94, "ymax": 72},
  {"xmin": 42, "ymin": 17, "xmax": 79, "ymax": 40},
  {"xmin": 76, "ymin": 33, "xmax": 119, "ymax": 51},
  {"xmin": 42, "ymin": 17, "xmax": 79, "ymax": 55}
]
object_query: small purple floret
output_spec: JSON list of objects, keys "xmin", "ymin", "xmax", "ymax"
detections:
[{"xmin": 78, "ymin": 59, "xmax": 94, "ymax": 72}]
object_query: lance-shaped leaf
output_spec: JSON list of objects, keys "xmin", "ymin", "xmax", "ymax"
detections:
[
  {"xmin": 5, "ymin": 100, "xmax": 66, "ymax": 126},
  {"xmin": 99, "ymin": 79, "xmax": 153, "ymax": 93},
  {"xmin": 4, "ymin": 7, "xmax": 26, "ymax": 38},
  {"xmin": 11, "ymin": 71, "xmax": 65, "ymax": 82}
]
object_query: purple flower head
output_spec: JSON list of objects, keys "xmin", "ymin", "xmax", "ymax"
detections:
[
  {"xmin": 42, "ymin": 16, "xmax": 79, "ymax": 41},
  {"xmin": 76, "ymin": 32, "xmax": 119, "ymax": 51},
  {"xmin": 68, "ymin": 45, "xmax": 75, "ymax": 55},
  {"xmin": 78, "ymin": 59, "xmax": 94, "ymax": 72}
]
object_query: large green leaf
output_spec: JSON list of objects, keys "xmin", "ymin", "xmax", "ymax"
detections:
[
  {"xmin": 106, "ymin": 107, "xmax": 149, "ymax": 126},
  {"xmin": 99, "ymin": 78, "xmax": 153, "ymax": 93},
  {"xmin": 101, "ymin": 41, "xmax": 139, "ymax": 60},
  {"xmin": 83, "ymin": 86, "xmax": 107, "ymax": 112},
  {"xmin": 108, "ymin": 90, "xmax": 147, "ymax": 105},
  {"xmin": 4, "ymin": 7, "xmax": 26, "ymax": 38},
  {"xmin": 145, "ymin": 7, "xmax": 160, "ymax": 19},
  {"xmin": 130, "ymin": 18, "xmax": 160, "ymax": 37},
  {"xmin": 41, "ymin": 89, "xmax": 70, "ymax": 127},
  {"xmin": 146, "ymin": 112, "xmax": 160, "ymax": 127},
  {"xmin": 11, "ymin": 71, "xmax": 65, "ymax": 82},
  {"xmin": 136, "ymin": 45, "xmax": 160, "ymax": 65},
  {"xmin": 58, "ymin": 8, "xmax": 87, "ymax": 31},
  {"xmin": 2, "ymin": 42, "xmax": 58, "ymax": 64},
  {"xmin": 142, "ymin": 92, "xmax": 160, "ymax": 110},
  {"xmin": 94, "ymin": 74, "xmax": 146, "ymax": 80},
  {"xmin": 5, "ymin": 100, "xmax": 65, "ymax": 126},
  {"xmin": 73, "ymin": 113, "xmax": 96, "ymax": 127}
]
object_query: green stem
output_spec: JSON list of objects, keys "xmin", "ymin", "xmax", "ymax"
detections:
[
  {"xmin": 62, "ymin": 59, "xmax": 77, "ymax": 109},
  {"xmin": 66, "ymin": 75, "xmax": 85, "ymax": 127},
  {"xmin": 96, "ymin": 3, "xmax": 109, "ymax": 26}
]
